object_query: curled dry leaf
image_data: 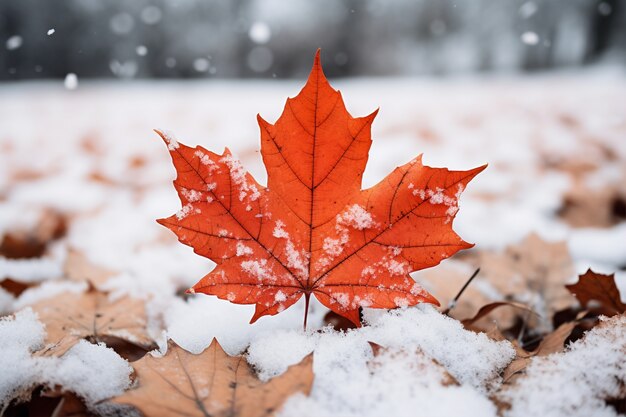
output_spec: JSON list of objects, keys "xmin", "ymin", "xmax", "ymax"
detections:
[
  {"xmin": 158, "ymin": 50, "xmax": 485, "ymax": 327},
  {"xmin": 501, "ymin": 321, "xmax": 577, "ymax": 384},
  {"xmin": 565, "ymin": 269, "xmax": 626, "ymax": 316},
  {"xmin": 112, "ymin": 340, "xmax": 314, "ymax": 417},
  {"xmin": 30, "ymin": 288, "xmax": 155, "ymax": 358},
  {"xmin": 461, "ymin": 301, "xmax": 538, "ymax": 330}
]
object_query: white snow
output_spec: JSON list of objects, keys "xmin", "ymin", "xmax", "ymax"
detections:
[
  {"xmin": 0, "ymin": 309, "xmax": 45, "ymax": 410},
  {"xmin": 41, "ymin": 340, "xmax": 132, "ymax": 404},
  {"xmin": 0, "ymin": 72, "xmax": 625, "ymax": 415},
  {"xmin": 246, "ymin": 305, "xmax": 514, "ymax": 417},
  {"xmin": 13, "ymin": 280, "xmax": 88, "ymax": 310},
  {"xmin": 0, "ymin": 309, "xmax": 132, "ymax": 410},
  {"xmin": 521, "ymin": 32, "xmax": 540, "ymax": 45},
  {"xmin": 47, "ymin": 29, "xmax": 55, "ymax": 36},
  {"xmin": 64, "ymin": 73, "xmax": 78, "ymax": 90},
  {"xmin": 337, "ymin": 204, "xmax": 375, "ymax": 230},
  {"xmin": 503, "ymin": 315, "xmax": 626, "ymax": 417},
  {"xmin": 5, "ymin": 36, "xmax": 22, "ymax": 51},
  {"xmin": 235, "ymin": 241, "xmax": 253, "ymax": 256},
  {"xmin": 0, "ymin": 244, "xmax": 65, "ymax": 283}
]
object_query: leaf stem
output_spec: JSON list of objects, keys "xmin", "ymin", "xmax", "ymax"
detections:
[
  {"xmin": 303, "ymin": 293, "xmax": 311, "ymax": 331},
  {"xmin": 443, "ymin": 268, "xmax": 480, "ymax": 315}
]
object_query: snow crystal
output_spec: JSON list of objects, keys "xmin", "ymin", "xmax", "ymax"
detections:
[
  {"xmin": 413, "ymin": 184, "xmax": 464, "ymax": 222},
  {"xmin": 175, "ymin": 203, "xmax": 194, "ymax": 220},
  {"xmin": 64, "ymin": 73, "xmax": 78, "ymax": 90},
  {"xmin": 519, "ymin": 2, "xmax": 538, "ymax": 18},
  {"xmin": 5, "ymin": 35, "xmax": 22, "ymax": 50},
  {"xmin": 194, "ymin": 150, "xmax": 214, "ymax": 167},
  {"xmin": 41, "ymin": 340, "xmax": 132, "ymax": 404},
  {"xmin": 0, "ymin": 309, "xmax": 46, "ymax": 409},
  {"xmin": 136, "ymin": 45, "xmax": 148, "ymax": 56},
  {"xmin": 220, "ymin": 154, "xmax": 260, "ymax": 202},
  {"xmin": 159, "ymin": 130, "xmax": 179, "ymax": 151},
  {"xmin": 272, "ymin": 220, "xmax": 308, "ymax": 278},
  {"xmin": 217, "ymin": 229, "xmax": 229, "ymax": 237},
  {"xmin": 46, "ymin": 28, "xmax": 55, "ymax": 36},
  {"xmin": 503, "ymin": 315, "xmax": 626, "ymax": 417},
  {"xmin": 322, "ymin": 237, "xmax": 343, "ymax": 257},
  {"xmin": 338, "ymin": 204, "xmax": 374, "ymax": 230},
  {"xmin": 140, "ymin": 5, "xmax": 162, "ymax": 24},
  {"xmin": 273, "ymin": 220, "xmax": 289, "ymax": 239},
  {"xmin": 180, "ymin": 187, "xmax": 203, "ymax": 203},
  {"xmin": 521, "ymin": 31, "xmax": 539, "ymax": 45},
  {"xmin": 241, "ymin": 259, "xmax": 272, "ymax": 281},
  {"xmin": 249, "ymin": 22, "xmax": 271, "ymax": 44},
  {"xmin": 274, "ymin": 290, "xmax": 287, "ymax": 302},
  {"xmin": 236, "ymin": 242, "xmax": 253, "ymax": 256}
]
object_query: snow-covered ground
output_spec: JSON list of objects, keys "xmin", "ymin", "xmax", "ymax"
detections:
[{"xmin": 1, "ymin": 71, "xmax": 625, "ymax": 416}]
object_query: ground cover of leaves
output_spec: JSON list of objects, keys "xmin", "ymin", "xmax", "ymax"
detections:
[{"xmin": 1, "ymin": 69, "xmax": 625, "ymax": 417}]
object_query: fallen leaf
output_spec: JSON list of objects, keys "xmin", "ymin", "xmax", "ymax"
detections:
[
  {"xmin": 158, "ymin": 50, "xmax": 485, "ymax": 326},
  {"xmin": 112, "ymin": 340, "xmax": 313, "ymax": 417},
  {"xmin": 565, "ymin": 269, "xmax": 626, "ymax": 316},
  {"xmin": 501, "ymin": 321, "xmax": 577, "ymax": 384},
  {"xmin": 0, "ymin": 210, "xmax": 67, "ymax": 259},
  {"xmin": 64, "ymin": 249, "xmax": 116, "ymax": 290},
  {"xmin": 30, "ymin": 288, "xmax": 155, "ymax": 358},
  {"xmin": 479, "ymin": 233, "xmax": 574, "ymax": 330},
  {"xmin": 461, "ymin": 301, "xmax": 538, "ymax": 330}
]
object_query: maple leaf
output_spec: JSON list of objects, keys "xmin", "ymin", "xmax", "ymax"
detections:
[
  {"xmin": 157, "ymin": 50, "xmax": 485, "ymax": 326},
  {"xmin": 565, "ymin": 269, "xmax": 626, "ymax": 316},
  {"xmin": 30, "ymin": 288, "xmax": 155, "ymax": 357},
  {"xmin": 111, "ymin": 340, "xmax": 313, "ymax": 417}
]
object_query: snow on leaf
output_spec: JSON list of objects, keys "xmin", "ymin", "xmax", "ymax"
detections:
[{"xmin": 157, "ymin": 50, "xmax": 485, "ymax": 326}]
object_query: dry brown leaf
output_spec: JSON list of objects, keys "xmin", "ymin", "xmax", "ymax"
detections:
[
  {"xmin": 565, "ymin": 269, "xmax": 626, "ymax": 316},
  {"xmin": 112, "ymin": 340, "xmax": 313, "ymax": 417},
  {"xmin": 31, "ymin": 288, "xmax": 155, "ymax": 357},
  {"xmin": 558, "ymin": 184, "xmax": 626, "ymax": 228},
  {"xmin": 64, "ymin": 249, "xmax": 116, "ymax": 290},
  {"xmin": 501, "ymin": 320, "xmax": 577, "ymax": 384},
  {"xmin": 461, "ymin": 301, "xmax": 538, "ymax": 330},
  {"xmin": 479, "ymin": 233, "xmax": 574, "ymax": 329},
  {"xmin": 0, "ymin": 210, "xmax": 67, "ymax": 259}
]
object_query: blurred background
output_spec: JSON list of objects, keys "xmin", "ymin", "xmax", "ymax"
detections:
[{"xmin": 1, "ymin": 0, "xmax": 625, "ymax": 81}]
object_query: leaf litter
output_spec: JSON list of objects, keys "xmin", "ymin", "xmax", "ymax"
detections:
[{"xmin": 0, "ymin": 51, "xmax": 625, "ymax": 416}]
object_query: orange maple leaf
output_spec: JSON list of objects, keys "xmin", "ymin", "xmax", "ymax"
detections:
[{"xmin": 157, "ymin": 50, "xmax": 486, "ymax": 327}]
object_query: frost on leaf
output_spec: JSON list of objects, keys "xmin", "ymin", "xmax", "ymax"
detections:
[{"xmin": 157, "ymin": 50, "xmax": 485, "ymax": 326}]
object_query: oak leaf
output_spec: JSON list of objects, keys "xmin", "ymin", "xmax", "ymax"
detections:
[
  {"xmin": 112, "ymin": 340, "xmax": 313, "ymax": 417},
  {"xmin": 565, "ymin": 269, "xmax": 626, "ymax": 316},
  {"xmin": 30, "ymin": 288, "xmax": 155, "ymax": 358},
  {"xmin": 158, "ymin": 50, "xmax": 485, "ymax": 326}
]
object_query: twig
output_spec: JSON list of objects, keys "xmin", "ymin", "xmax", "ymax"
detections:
[{"xmin": 443, "ymin": 268, "xmax": 480, "ymax": 316}]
